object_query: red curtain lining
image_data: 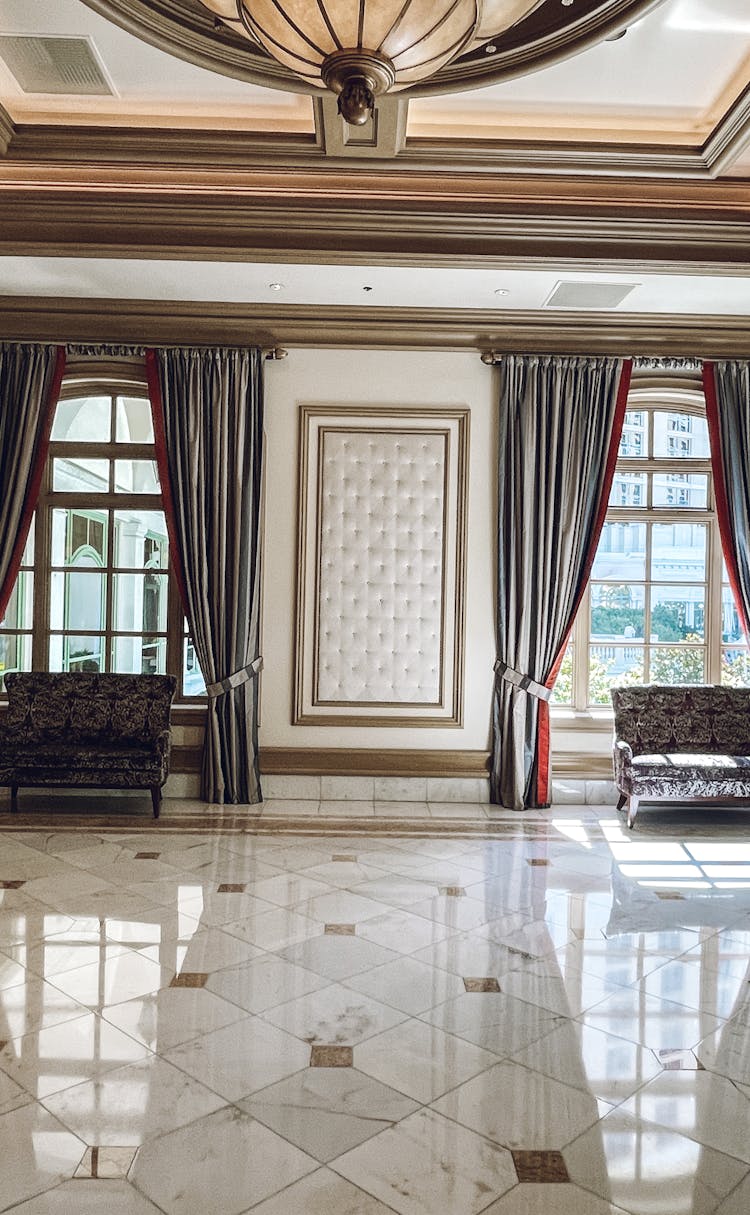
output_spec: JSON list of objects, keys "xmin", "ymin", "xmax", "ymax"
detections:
[
  {"xmin": 144, "ymin": 349, "xmax": 189, "ymax": 617},
  {"xmin": 703, "ymin": 361, "xmax": 750, "ymax": 638},
  {"xmin": 534, "ymin": 358, "xmax": 634, "ymax": 807},
  {"xmin": 0, "ymin": 346, "xmax": 67, "ymax": 623}
]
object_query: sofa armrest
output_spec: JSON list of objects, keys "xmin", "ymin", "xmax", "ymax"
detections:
[
  {"xmin": 613, "ymin": 738, "xmax": 633, "ymax": 784},
  {"xmin": 152, "ymin": 729, "xmax": 172, "ymax": 762}
]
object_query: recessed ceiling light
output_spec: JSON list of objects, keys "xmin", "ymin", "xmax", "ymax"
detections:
[
  {"xmin": 484, "ymin": 43, "xmax": 497, "ymax": 54},
  {"xmin": 269, "ymin": 282, "xmax": 284, "ymax": 291},
  {"xmin": 494, "ymin": 288, "xmax": 509, "ymax": 296}
]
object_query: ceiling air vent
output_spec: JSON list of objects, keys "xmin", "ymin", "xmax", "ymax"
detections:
[
  {"xmin": 545, "ymin": 281, "xmax": 639, "ymax": 309},
  {"xmin": 0, "ymin": 35, "xmax": 113, "ymax": 95}
]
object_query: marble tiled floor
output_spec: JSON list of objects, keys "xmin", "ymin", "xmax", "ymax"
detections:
[{"xmin": 1, "ymin": 801, "xmax": 750, "ymax": 1212}]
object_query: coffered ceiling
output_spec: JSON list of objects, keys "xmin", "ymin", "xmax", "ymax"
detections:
[{"xmin": 0, "ymin": 0, "xmax": 748, "ymax": 351}]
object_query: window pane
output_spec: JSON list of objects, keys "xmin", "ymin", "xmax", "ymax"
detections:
[
  {"xmin": 551, "ymin": 642, "xmax": 573, "ymax": 705},
  {"xmin": 183, "ymin": 634, "xmax": 206, "ymax": 697},
  {"xmin": 113, "ymin": 574, "xmax": 168, "ymax": 633},
  {"xmin": 591, "ymin": 522, "xmax": 646, "ymax": 581},
  {"xmin": 0, "ymin": 572, "xmax": 33, "ymax": 631},
  {"xmin": 50, "ymin": 635, "xmax": 105, "ymax": 672},
  {"xmin": 116, "ymin": 396, "xmax": 153, "ymax": 443},
  {"xmin": 589, "ymin": 646, "xmax": 644, "ymax": 704},
  {"xmin": 114, "ymin": 460, "xmax": 160, "ymax": 495},
  {"xmin": 651, "ymin": 586, "xmax": 705, "ymax": 642},
  {"xmin": 112, "ymin": 511, "xmax": 168, "ymax": 570},
  {"xmin": 722, "ymin": 586, "xmax": 746, "ymax": 644},
  {"xmin": 722, "ymin": 648, "xmax": 750, "ymax": 687},
  {"xmin": 0, "ymin": 634, "xmax": 32, "ymax": 690},
  {"xmin": 651, "ymin": 522, "xmax": 706, "ymax": 581},
  {"xmin": 609, "ymin": 473, "xmax": 647, "ymax": 508},
  {"xmin": 52, "ymin": 458, "xmax": 109, "ymax": 493},
  {"xmin": 51, "ymin": 396, "xmax": 111, "ymax": 442},
  {"xmin": 112, "ymin": 634, "xmax": 167, "ymax": 676},
  {"xmin": 650, "ymin": 647, "xmax": 705, "ymax": 683},
  {"xmin": 618, "ymin": 412, "xmax": 647, "ymax": 458},
  {"xmin": 51, "ymin": 509, "xmax": 108, "ymax": 566},
  {"xmin": 653, "ymin": 412, "xmax": 709, "ymax": 459},
  {"xmin": 50, "ymin": 571, "xmax": 106, "ymax": 632},
  {"xmin": 652, "ymin": 473, "xmax": 708, "ymax": 509},
  {"xmin": 590, "ymin": 584, "xmax": 645, "ymax": 641},
  {"xmin": 22, "ymin": 519, "xmax": 34, "ymax": 565}
]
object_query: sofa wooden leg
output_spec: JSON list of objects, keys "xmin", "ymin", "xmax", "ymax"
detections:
[
  {"xmin": 10, "ymin": 785, "xmax": 18, "ymax": 812},
  {"xmin": 627, "ymin": 795, "xmax": 639, "ymax": 830},
  {"xmin": 151, "ymin": 787, "xmax": 161, "ymax": 820},
  {"xmin": 617, "ymin": 792, "xmax": 627, "ymax": 811}
]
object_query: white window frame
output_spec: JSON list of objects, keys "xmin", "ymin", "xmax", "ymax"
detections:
[
  {"xmin": 553, "ymin": 385, "xmax": 724, "ymax": 722},
  {"xmin": 0, "ymin": 372, "xmax": 204, "ymax": 703}
]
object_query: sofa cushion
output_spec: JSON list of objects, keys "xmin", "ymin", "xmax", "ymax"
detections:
[
  {"xmin": 611, "ymin": 686, "xmax": 750, "ymax": 756},
  {"xmin": 0, "ymin": 742, "xmax": 163, "ymax": 776},
  {"xmin": 632, "ymin": 752, "xmax": 750, "ymax": 781}
]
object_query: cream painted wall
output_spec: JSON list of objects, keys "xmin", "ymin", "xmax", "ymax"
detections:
[{"xmin": 259, "ymin": 348, "xmax": 497, "ymax": 751}]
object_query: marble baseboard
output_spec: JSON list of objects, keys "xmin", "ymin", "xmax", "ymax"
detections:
[{"xmin": 550, "ymin": 779, "xmax": 618, "ymax": 806}]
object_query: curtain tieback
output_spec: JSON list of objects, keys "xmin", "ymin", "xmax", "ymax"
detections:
[
  {"xmin": 206, "ymin": 656, "xmax": 263, "ymax": 699},
  {"xmin": 494, "ymin": 660, "xmax": 551, "ymax": 702}
]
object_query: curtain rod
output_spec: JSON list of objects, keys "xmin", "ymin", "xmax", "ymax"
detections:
[{"xmin": 480, "ymin": 352, "xmax": 704, "ymax": 370}]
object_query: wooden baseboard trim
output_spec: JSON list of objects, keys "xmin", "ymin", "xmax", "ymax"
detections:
[
  {"xmin": 259, "ymin": 748, "xmax": 491, "ymax": 777},
  {"xmin": 172, "ymin": 744, "xmax": 611, "ymax": 780}
]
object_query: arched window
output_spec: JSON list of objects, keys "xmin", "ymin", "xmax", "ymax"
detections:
[
  {"xmin": 0, "ymin": 372, "xmax": 205, "ymax": 699},
  {"xmin": 554, "ymin": 382, "xmax": 748, "ymax": 710}
]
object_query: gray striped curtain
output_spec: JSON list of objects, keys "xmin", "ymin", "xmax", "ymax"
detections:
[
  {"xmin": 703, "ymin": 361, "xmax": 750, "ymax": 638},
  {"xmin": 492, "ymin": 354, "xmax": 631, "ymax": 809},
  {"xmin": 0, "ymin": 344, "xmax": 66, "ymax": 619},
  {"xmin": 146, "ymin": 347, "xmax": 264, "ymax": 804}
]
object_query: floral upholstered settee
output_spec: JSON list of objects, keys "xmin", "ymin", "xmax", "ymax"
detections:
[
  {"xmin": 0, "ymin": 672, "xmax": 176, "ymax": 818},
  {"xmin": 611, "ymin": 684, "xmax": 750, "ymax": 829}
]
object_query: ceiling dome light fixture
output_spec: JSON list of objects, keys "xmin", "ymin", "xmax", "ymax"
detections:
[{"xmin": 199, "ymin": 0, "xmax": 544, "ymax": 124}]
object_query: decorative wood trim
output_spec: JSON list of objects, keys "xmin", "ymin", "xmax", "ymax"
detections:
[
  {"xmin": 0, "ymin": 119, "xmax": 723, "ymax": 180},
  {"xmin": 1, "ymin": 174, "xmax": 750, "ymax": 266},
  {"xmin": 0, "ymin": 103, "xmax": 14, "ymax": 157},
  {"xmin": 2, "ymin": 298, "xmax": 750, "ymax": 357},
  {"xmin": 552, "ymin": 753, "xmax": 614, "ymax": 779},
  {"xmin": 703, "ymin": 82, "xmax": 750, "ymax": 178},
  {"xmin": 259, "ymin": 747, "xmax": 490, "ymax": 777},
  {"xmin": 170, "ymin": 743, "xmax": 202, "ymax": 773}
]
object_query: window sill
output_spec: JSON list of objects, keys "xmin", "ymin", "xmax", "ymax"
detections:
[{"xmin": 550, "ymin": 707, "xmax": 614, "ymax": 732}]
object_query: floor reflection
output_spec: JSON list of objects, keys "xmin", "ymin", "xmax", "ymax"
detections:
[{"xmin": 0, "ymin": 812, "xmax": 748, "ymax": 1211}]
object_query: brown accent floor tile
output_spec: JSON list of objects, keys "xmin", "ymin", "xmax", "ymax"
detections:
[
  {"xmin": 439, "ymin": 886, "xmax": 465, "ymax": 897},
  {"xmin": 332, "ymin": 854, "xmax": 358, "ymax": 862},
  {"xmin": 657, "ymin": 1048, "xmax": 705, "ymax": 1070},
  {"xmin": 527, "ymin": 859, "xmax": 549, "ymax": 867},
  {"xmin": 0, "ymin": 880, "xmax": 25, "ymax": 889},
  {"xmin": 324, "ymin": 923, "xmax": 356, "ymax": 935},
  {"xmin": 656, "ymin": 891, "xmax": 685, "ymax": 900},
  {"xmin": 512, "ymin": 1151, "xmax": 570, "ymax": 1183},
  {"xmin": 464, "ymin": 977, "xmax": 501, "ymax": 993},
  {"xmin": 170, "ymin": 972, "xmax": 209, "ymax": 988},
  {"xmin": 310, "ymin": 1045, "xmax": 354, "ymax": 1068},
  {"xmin": 75, "ymin": 1146, "xmax": 137, "ymax": 1179},
  {"xmin": 134, "ymin": 852, "xmax": 160, "ymax": 860},
  {"xmin": 217, "ymin": 883, "xmax": 246, "ymax": 893}
]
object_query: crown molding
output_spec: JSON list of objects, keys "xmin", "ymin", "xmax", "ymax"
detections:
[
  {"xmin": 0, "ymin": 104, "xmax": 14, "ymax": 158},
  {"xmin": 1, "ymin": 297, "xmax": 749, "ymax": 357},
  {"xmin": 3, "ymin": 111, "xmax": 748, "ymax": 181},
  {"xmin": 0, "ymin": 175, "xmax": 749, "ymax": 267},
  {"xmin": 704, "ymin": 82, "xmax": 750, "ymax": 177}
]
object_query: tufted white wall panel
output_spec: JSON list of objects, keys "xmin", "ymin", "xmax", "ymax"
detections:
[{"xmin": 316, "ymin": 428, "xmax": 446, "ymax": 704}]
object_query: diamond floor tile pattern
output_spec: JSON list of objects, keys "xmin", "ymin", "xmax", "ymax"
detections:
[{"xmin": 2, "ymin": 805, "xmax": 750, "ymax": 1212}]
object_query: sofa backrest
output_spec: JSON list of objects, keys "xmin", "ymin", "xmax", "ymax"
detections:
[
  {"xmin": 4, "ymin": 672, "xmax": 177, "ymax": 745},
  {"xmin": 611, "ymin": 684, "xmax": 750, "ymax": 754}
]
